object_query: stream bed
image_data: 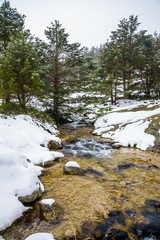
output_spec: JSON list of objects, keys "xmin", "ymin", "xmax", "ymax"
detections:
[{"xmin": 1, "ymin": 124, "xmax": 160, "ymax": 240}]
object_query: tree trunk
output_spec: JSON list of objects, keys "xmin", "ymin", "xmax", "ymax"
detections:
[
  {"xmin": 114, "ymin": 70, "xmax": 118, "ymax": 105},
  {"xmin": 110, "ymin": 79, "xmax": 113, "ymax": 105}
]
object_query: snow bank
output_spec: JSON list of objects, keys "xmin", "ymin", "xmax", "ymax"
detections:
[
  {"xmin": 94, "ymin": 104, "xmax": 160, "ymax": 150},
  {"xmin": 25, "ymin": 233, "xmax": 55, "ymax": 240},
  {"xmin": 0, "ymin": 115, "xmax": 63, "ymax": 165},
  {"xmin": 0, "ymin": 115, "xmax": 63, "ymax": 231}
]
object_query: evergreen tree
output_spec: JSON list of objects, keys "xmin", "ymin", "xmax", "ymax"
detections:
[
  {"xmin": 0, "ymin": 31, "xmax": 42, "ymax": 109},
  {"xmin": 45, "ymin": 20, "xmax": 83, "ymax": 120},
  {"xmin": 137, "ymin": 33, "xmax": 160, "ymax": 97},
  {"xmin": 97, "ymin": 41, "xmax": 121, "ymax": 104},
  {"xmin": 111, "ymin": 15, "xmax": 146, "ymax": 96},
  {"xmin": 0, "ymin": 0, "xmax": 25, "ymax": 49}
]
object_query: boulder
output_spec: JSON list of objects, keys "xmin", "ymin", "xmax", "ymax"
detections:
[
  {"xmin": 104, "ymin": 228, "xmax": 130, "ymax": 240},
  {"xmin": 63, "ymin": 161, "xmax": 84, "ymax": 175},
  {"xmin": 18, "ymin": 188, "xmax": 42, "ymax": 203},
  {"xmin": 81, "ymin": 220, "xmax": 108, "ymax": 239},
  {"xmin": 47, "ymin": 140, "xmax": 62, "ymax": 150},
  {"xmin": 40, "ymin": 198, "xmax": 63, "ymax": 223}
]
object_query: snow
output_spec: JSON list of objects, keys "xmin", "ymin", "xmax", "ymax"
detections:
[
  {"xmin": 65, "ymin": 161, "xmax": 80, "ymax": 168},
  {"xmin": 0, "ymin": 115, "xmax": 63, "ymax": 165},
  {"xmin": 0, "ymin": 114, "xmax": 64, "ymax": 231},
  {"xmin": 25, "ymin": 233, "xmax": 55, "ymax": 240},
  {"xmin": 40, "ymin": 198, "xmax": 55, "ymax": 206},
  {"xmin": 94, "ymin": 100, "xmax": 160, "ymax": 150},
  {"xmin": 102, "ymin": 120, "xmax": 155, "ymax": 150}
]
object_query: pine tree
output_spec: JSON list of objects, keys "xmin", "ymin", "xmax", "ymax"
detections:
[
  {"xmin": 45, "ymin": 20, "xmax": 83, "ymax": 120},
  {"xmin": 0, "ymin": 31, "xmax": 42, "ymax": 110},
  {"xmin": 111, "ymin": 15, "xmax": 145, "ymax": 97},
  {"xmin": 137, "ymin": 33, "xmax": 160, "ymax": 97},
  {"xmin": 0, "ymin": 0, "xmax": 25, "ymax": 49},
  {"xmin": 97, "ymin": 41, "xmax": 121, "ymax": 104}
]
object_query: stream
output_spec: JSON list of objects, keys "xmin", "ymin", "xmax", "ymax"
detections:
[{"xmin": 1, "ymin": 124, "xmax": 160, "ymax": 240}]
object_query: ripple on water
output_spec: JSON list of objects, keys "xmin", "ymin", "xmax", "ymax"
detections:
[{"xmin": 62, "ymin": 138, "xmax": 114, "ymax": 159}]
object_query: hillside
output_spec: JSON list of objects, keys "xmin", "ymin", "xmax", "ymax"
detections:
[{"xmin": 94, "ymin": 99, "xmax": 160, "ymax": 152}]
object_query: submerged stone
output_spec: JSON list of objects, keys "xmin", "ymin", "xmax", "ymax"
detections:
[
  {"xmin": 81, "ymin": 220, "xmax": 108, "ymax": 240},
  {"xmin": 131, "ymin": 200, "xmax": 160, "ymax": 239},
  {"xmin": 84, "ymin": 167, "xmax": 103, "ymax": 177},
  {"xmin": 117, "ymin": 162, "xmax": 135, "ymax": 170},
  {"xmin": 64, "ymin": 229, "xmax": 81, "ymax": 240},
  {"xmin": 40, "ymin": 199, "xmax": 63, "ymax": 223},
  {"xmin": 104, "ymin": 228, "xmax": 130, "ymax": 240}
]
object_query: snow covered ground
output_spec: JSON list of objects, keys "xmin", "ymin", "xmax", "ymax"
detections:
[
  {"xmin": 0, "ymin": 115, "xmax": 63, "ymax": 231},
  {"xmin": 94, "ymin": 99, "xmax": 160, "ymax": 150}
]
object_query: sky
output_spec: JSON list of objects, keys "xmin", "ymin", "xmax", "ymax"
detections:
[{"xmin": 2, "ymin": 0, "xmax": 160, "ymax": 48}]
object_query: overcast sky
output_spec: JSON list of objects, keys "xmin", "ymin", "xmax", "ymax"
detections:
[{"xmin": 3, "ymin": 0, "xmax": 160, "ymax": 48}]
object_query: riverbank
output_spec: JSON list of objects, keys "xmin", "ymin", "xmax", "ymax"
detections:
[{"xmin": 1, "ymin": 124, "xmax": 160, "ymax": 240}]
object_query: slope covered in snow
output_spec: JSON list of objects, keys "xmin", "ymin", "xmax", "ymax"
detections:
[
  {"xmin": 94, "ymin": 99, "xmax": 160, "ymax": 151},
  {"xmin": 0, "ymin": 115, "xmax": 63, "ymax": 231}
]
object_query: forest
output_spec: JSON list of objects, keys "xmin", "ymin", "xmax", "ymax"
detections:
[{"xmin": 0, "ymin": 0, "xmax": 160, "ymax": 122}]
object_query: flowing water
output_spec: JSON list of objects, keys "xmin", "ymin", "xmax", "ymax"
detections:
[{"xmin": 1, "ymin": 124, "xmax": 160, "ymax": 240}]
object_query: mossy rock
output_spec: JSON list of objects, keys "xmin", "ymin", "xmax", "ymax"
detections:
[
  {"xmin": 47, "ymin": 140, "xmax": 62, "ymax": 150},
  {"xmin": 18, "ymin": 188, "xmax": 42, "ymax": 203},
  {"xmin": 63, "ymin": 165, "xmax": 84, "ymax": 175},
  {"xmin": 40, "ymin": 201, "xmax": 63, "ymax": 223},
  {"xmin": 43, "ymin": 159, "xmax": 55, "ymax": 168}
]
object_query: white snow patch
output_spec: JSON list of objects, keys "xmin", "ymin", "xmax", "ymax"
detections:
[
  {"xmin": 94, "ymin": 104, "xmax": 160, "ymax": 151},
  {"xmin": 65, "ymin": 161, "xmax": 80, "ymax": 168},
  {"xmin": 25, "ymin": 233, "xmax": 55, "ymax": 240},
  {"xmin": 40, "ymin": 198, "xmax": 55, "ymax": 206},
  {"xmin": 0, "ymin": 114, "xmax": 63, "ymax": 231},
  {"xmin": 102, "ymin": 120, "xmax": 155, "ymax": 150}
]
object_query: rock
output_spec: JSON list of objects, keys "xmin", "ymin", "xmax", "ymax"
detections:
[
  {"xmin": 47, "ymin": 140, "xmax": 62, "ymax": 150},
  {"xmin": 118, "ymin": 162, "xmax": 135, "ymax": 170},
  {"xmin": 106, "ymin": 210, "xmax": 126, "ymax": 226},
  {"xmin": 18, "ymin": 188, "xmax": 42, "ymax": 203},
  {"xmin": 63, "ymin": 161, "xmax": 84, "ymax": 175},
  {"xmin": 40, "ymin": 198, "xmax": 63, "ymax": 223},
  {"xmin": 43, "ymin": 159, "xmax": 55, "ymax": 167},
  {"xmin": 131, "ymin": 200, "xmax": 160, "ymax": 238},
  {"xmin": 81, "ymin": 220, "xmax": 108, "ymax": 240},
  {"xmin": 64, "ymin": 229, "xmax": 79, "ymax": 240},
  {"xmin": 84, "ymin": 167, "xmax": 103, "ymax": 177},
  {"xmin": 65, "ymin": 136, "xmax": 78, "ymax": 143},
  {"xmin": 111, "ymin": 143, "xmax": 122, "ymax": 149},
  {"xmin": 147, "ymin": 145, "xmax": 160, "ymax": 153},
  {"xmin": 120, "ymin": 181, "xmax": 127, "ymax": 187},
  {"xmin": 104, "ymin": 228, "xmax": 130, "ymax": 240},
  {"xmin": 80, "ymin": 152, "xmax": 93, "ymax": 158},
  {"xmin": 131, "ymin": 212, "xmax": 160, "ymax": 238}
]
